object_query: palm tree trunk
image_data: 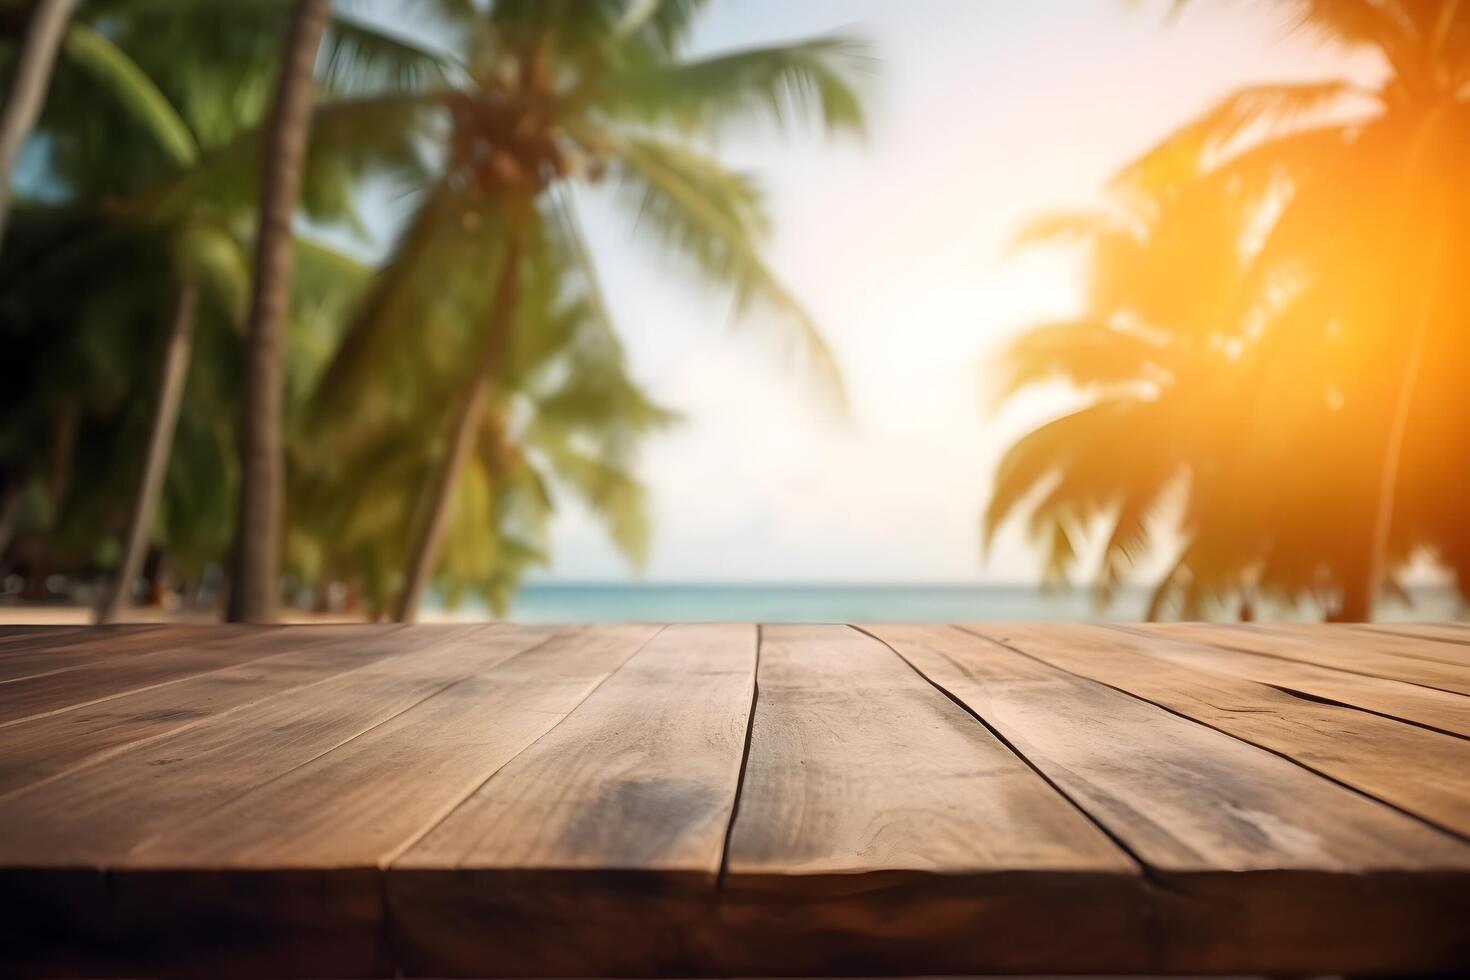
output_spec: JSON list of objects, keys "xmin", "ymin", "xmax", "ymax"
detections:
[
  {"xmin": 392, "ymin": 233, "xmax": 524, "ymax": 623},
  {"xmin": 227, "ymin": 0, "xmax": 331, "ymax": 624},
  {"xmin": 96, "ymin": 283, "xmax": 198, "ymax": 625},
  {"xmin": 1336, "ymin": 567, "xmax": 1371, "ymax": 623},
  {"xmin": 0, "ymin": 0, "xmax": 77, "ymax": 248},
  {"xmin": 1355, "ymin": 109, "xmax": 1450, "ymax": 622}
]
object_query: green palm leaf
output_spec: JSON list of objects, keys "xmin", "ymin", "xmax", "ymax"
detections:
[
  {"xmin": 609, "ymin": 133, "xmax": 848, "ymax": 410},
  {"xmin": 609, "ymin": 35, "xmax": 872, "ymax": 138},
  {"xmin": 62, "ymin": 23, "xmax": 198, "ymax": 168},
  {"xmin": 317, "ymin": 13, "xmax": 460, "ymax": 95}
]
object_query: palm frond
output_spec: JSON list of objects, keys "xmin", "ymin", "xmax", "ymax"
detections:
[
  {"xmin": 984, "ymin": 400, "xmax": 1134, "ymax": 549},
  {"xmin": 546, "ymin": 188, "xmax": 624, "ymax": 359},
  {"xmin": 1095, "ymin": 469, "xmax": 1175, "ymax": 600},
  {"xmin": 62, "ymin": 24, "xmax": 199, "ymax": 168},
  {"xmin": 1285, "ymin": 0, "xmax": 1416, "ymax": 45},
  {"xmin": 532, "ymin": 435, "xmax": 654, "ymax": 566},
  {"xmin": 1111, "ymin": 80, "xmax": 1373, "ymax": 194},
  {"xmin": 991, "ymin": 317, "xmax": 1169, "ymax": 406},
  {"xmin": 610, "ymin": 0, "xmax": 710, "ymax": 53},
  {"xmin": 317, "ymin": 14, "xmax": 460, "ymax": 95},
  {"xmin": 286, "ymin": 235, "xmax": 376, "ymax": 407},
  {"xmin": 308, "ymin": 182, "xmax": 495, "ymax": 434},
  {"xmin": 609, "ymin": 133, "xmax": 848, "ymax": 411},
  {"xmin": 163, "ymin": 93, "xmax": 441, "ymax": 228},
  {"xmin": 1145, "ymin": 543, "xmax": 1194, "ymax": 621},
  {"xmin": 609, "ymin": 35, "xmax": 873, "ymax": 138}
]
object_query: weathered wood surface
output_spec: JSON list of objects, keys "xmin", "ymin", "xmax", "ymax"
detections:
[
  {"xmin": 1152, "ymin": 621, "xmax": 1470, "ymax": 693},
  {"xmin": 0, "ymin": 622, "xmax": 1467, "ymax": 977}
]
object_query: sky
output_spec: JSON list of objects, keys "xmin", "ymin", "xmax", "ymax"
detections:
[{"xmin": 368, "ymin": 0, "xmax": 1377, "ymax": 585}]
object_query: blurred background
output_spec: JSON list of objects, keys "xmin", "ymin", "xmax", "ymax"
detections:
[{"xmin": 1, "ymin": 0, "xmax": 1466, "ymax": 624}]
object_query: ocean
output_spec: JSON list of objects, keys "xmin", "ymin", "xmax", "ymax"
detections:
[{"xmin": 442, "ymin": 582, "xmax": 1469, "ymax": 624}]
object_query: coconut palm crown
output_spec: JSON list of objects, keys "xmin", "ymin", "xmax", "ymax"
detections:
[{"xmin": 308, "ymin": 0, "xmax": 872, "ymax": 619}]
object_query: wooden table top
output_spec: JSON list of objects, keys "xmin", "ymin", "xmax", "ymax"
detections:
[{"xmin": 0, "ymin": 621, "xmax": 1467, "ymax": 977}]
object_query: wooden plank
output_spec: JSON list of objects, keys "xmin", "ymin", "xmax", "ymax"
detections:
[
  {"xmin": 1112, "ymin": 625, "xmax": 1470, "ymax": 738},
  {"xmin": 870, "ymin": 623, "xmax": 1470, "ymax": 976},
  {"xmin": 0, "ymin": 623, "xmax": 584, "ymax": 978},
  {"xmin": 0, "ymin": 624, "xmax": 155, "ymax": 647},
  {"xmin": 978, "ymin": 623, "xmax": 1470, "ymax": 838},
  {"xmin": 1152, "ymin": 622, "xmax": 1470, "ymax": 694},
  {"xmin": 728, "ymin": 625, "xmax": 1131, "ymax": 875},
  {"xmin": 1358, "ymin": 622, "xmax": 1470, "ymax": 647},
  {"xmin": 880, "ymin": 625, "xmax": 1470, "ymax": 868},
  {"xmin": 130, "ymin": 622, "xmax": 664, "ymax": 868},
  {"xmin": 0, "ymin": 626, "xmax": 380, "ymax": 725},
  {"xmin": 0, "ymin": 624, "xmax": 217, "ymax": 682},
  {"xmin": 711, "ymin": 624, "xmax": 1146, "ymax": 977},
  {"xmin": 1271, "ymin": 622, "xmax": 1470, "ymax": 667},
  {"xmin": 0, "ymin": 625, "xmax": 466, "ymax": 797},
  {"xmin": 4, "ymin": 622, "xmax": 1470, "ymax": 978},
  {"xmin": 0, "ymin": 625, "xmax": 75, "ymax": 639},
  {"xmin": 1257, "ymin": 622, "xmax": 1470, "ymax": 674},
  {"xmin": 0, "ymin": 623, "xmax": 525, "ymax": 864},
  {"xmin": 389, "ymin": 623, "xmax": 756, "ymax": 978},
  {"xmin": 0, "ymin": 624, "xmax": 96, "ymax": 650}
]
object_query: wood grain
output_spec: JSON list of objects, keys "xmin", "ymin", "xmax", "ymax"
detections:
[
  {"xmin": 1152, "ymin": 622, "xmax": 1470, "ymax": 693},
  {"xmin": 1270, "ymin": 622, "xmax": 1470, "ymax": 667},
  {"xmin": 873, "ymin": 623, "xmax": 1470, "ymax": 974},
  {"xmin": 0, "ymin": 623, "xmax": 520, "ymax": 864},
  {"xmin": 1356, "ymin": 622, "xmax": 1470, "ymax": 648},
  {"xmin": 710, "ymin": 624, "xmax": 1148, "ymax": 976},
  {"xmin": 0, "ymin": 624, "xmax": 568, "ymax": 978},
  {"xmin": 728, "ymin": 624, "xmax": 1130, "ymax": 875},
  {"xmin": 0, "ymin": 625, "xmax": 89, "ymax": 644},
  {"xmin": 390, "ymin": 623, "xmax": 753, "ymax": 977},
  {"xmin": 1, "ymin": 622, "xmax": 1468, "ymax": 978},
  {"xmin": 1113, "ymin": 624, "xmax": 1470, "ymax": 737},
  {"xmin": 0, "ymin": 624, "xmax": 221, "ymax": 683},
  {"xmin": 0, "ymin": 626, "xmax": 385, "ymax": 725},
  {"xmin": 977, "ymin": 623, "xmax": 1470, "ymax": 838},
  {"xmin": 0, "ymin": 625, "xmax": 461, "ymax": 797},
  {"xmin": 878, "ymin": 624, "xmax": 1470, "ymax": 870},
  {"xmin": 132, "ymin": 623, "xmax": 663, "ymax": 867},
  {"xmin": 0, "ymin": 624, "xmax": 161, "ymax": 659}
]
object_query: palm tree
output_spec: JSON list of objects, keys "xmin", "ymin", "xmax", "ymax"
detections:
[
  {"xmin": 1, "ymin": 1, "xmax": 441, "ymax": 613},
  {"xmin": 93, "ymin": 282, "xmax": 197, "ymax": 621},
  {"xmin": 1117, "ymin": 0, "xmax": 1470, "ymax": 618},
  {"xmin": 991, "ymin": 0, "xmax": 1470, "ymax": 620},
  {"xmin": 224, "ymin": 0, "xmax": 452, "ymax": 622},
  {"xmin": 0, "ymin": 0, "xmax": 77, "ymax": 246},
  {"xmin": 309, "ymin": 0, "xmax": 870, "ymax": 621},
  {"xmin": 986, "ymin": 167, "xmax": 1298, "ymax": 619},
  {"xmin": 227, "ymin": 0, "xmax": 335, "ymax": 624},
  {"xmin": 297, "ymin": 215, "xmax": 675, "ymax": 618}
]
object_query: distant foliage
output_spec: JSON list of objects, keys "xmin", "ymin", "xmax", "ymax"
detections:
[{"xmin": 0, "ymin": 1, "xmax": 872, "ymax": 618}]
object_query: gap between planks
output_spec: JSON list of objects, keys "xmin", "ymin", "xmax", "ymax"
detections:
[
  {"xmin": 971, "ymin": 624, "xmax": 1470, "ymax": 846},
  {"xmin": 4, "ymin": 623, "xmax": 1468, "ymax": 977},
  {"xmin": 375, "ymin": 624, "xmax": 670, "ymax": 868},
  {"xmin": 0, "ymin": 626, "xmax": 402, "ymax": 729},
  {"xmin": 1138, "ymin": 623, "xmax": 1470, "ymax": 695},
  {"xmin": 0, "ymin": 625, "xmax": 497, "ymax": 802},
  {"xmin": 851, "ymin": 624, "xmax": 1153, "ymax": 881},
  {"xmin": 715, "ymin": 623, "xmax": 761, "ymax": 888}
]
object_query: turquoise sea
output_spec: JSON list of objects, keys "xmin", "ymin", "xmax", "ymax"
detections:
[{"xmin": 447, "ymin": 582, "xmax": 1469, "ymax": 624}]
